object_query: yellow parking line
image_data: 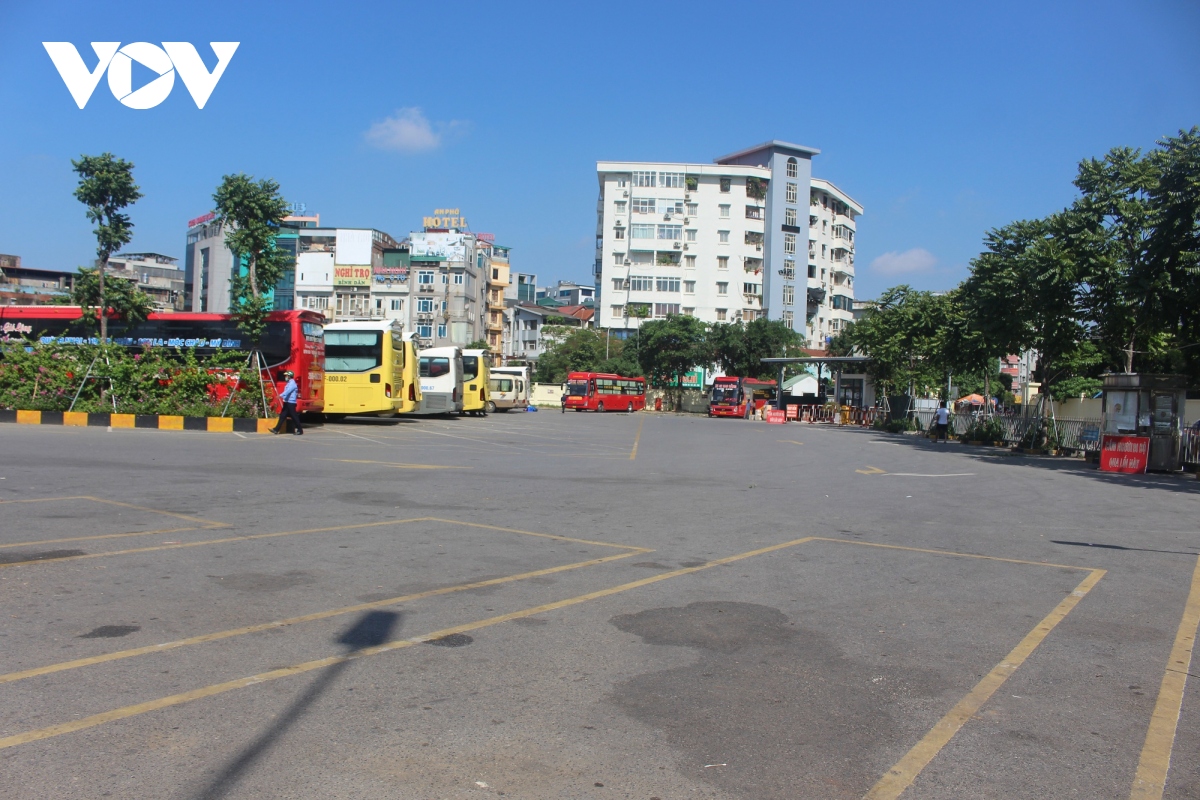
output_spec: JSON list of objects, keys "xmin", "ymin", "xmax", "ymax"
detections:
[
  {"xmin": 1130, "ymin": 554, "xmax": 1200, "ymax": 800},
  {"xmin": 316, "ymin": 458, "xmax": 470, "ymax": 470},
  {"xmin": 0, "ymin": 550, "xmax": 644, "ymax": 686},
  {"xmin": 864, "ymin": 568, "xmax": 1106, "ymax": 800},
  {"xmin": 0, "ymin": 536, "xmax": 814, "ymax": 751},
  {"xmin": 0, "ymin": 495, "xmax": 226, "ymax": 529},
  {"xmin": 421, "ymin": 517, "xmax": 651, "ymax": 553},
  {"xmin": 630, "ymin": 416, "xmax": 644, "ymax": 460},
  {"xmin": 0, "ymin": 526, "xmax": 202, "ymax": 550},
  {"xmin": 810, "ymin": 537, "xmax": 1093, "ymax": 572}
]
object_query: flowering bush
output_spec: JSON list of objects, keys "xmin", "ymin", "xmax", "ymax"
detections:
[{"xmin": 0, "ymin": 340, "xmax": 266, "ymax": 417}]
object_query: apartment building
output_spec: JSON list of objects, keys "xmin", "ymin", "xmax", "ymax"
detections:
[
  {"xmin": 595, "ymin": 140, "xmax": 862, "ymax": 350},
  {"xmin": 106, "ymin": 252, "xmax": 186, "ymax": 312},
  {"xmin": 483, "ymin": 242, "xmax": 510, "ymax": 354}
]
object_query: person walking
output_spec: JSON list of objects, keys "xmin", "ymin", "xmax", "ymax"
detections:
[
  {"xmin": 561, "ymin": 388, "xmax": 568, "ymax": 413},
  {"xmin": 272, "ymin": 370, "xmax": 303, "ymax": 435},
  {"xmin": 934, "ymin": 400, "xmax": 950, "ymax": 443}
]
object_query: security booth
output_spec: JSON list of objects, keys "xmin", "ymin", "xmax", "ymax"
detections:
[{"xmin": 1101, "ymin": 373, "xmax": 1187, "ymax": 472}]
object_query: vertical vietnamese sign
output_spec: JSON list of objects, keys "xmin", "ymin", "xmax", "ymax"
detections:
[{"xmin": 1099, "ymin": 434, "xmax": 1149, "ymax": 474}]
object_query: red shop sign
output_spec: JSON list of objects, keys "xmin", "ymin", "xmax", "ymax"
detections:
[
  {"xmin": 1099, "ymin": 434, "xmax": 1149, "ymax": 474},
  {"xmin": 766, "ymin": 409, "xmax": 787, "ymax": 425}
]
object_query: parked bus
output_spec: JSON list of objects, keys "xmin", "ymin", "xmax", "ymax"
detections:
[
  {"xmin": 412, "ymin": 346, "xmax": 464, "ymax": 415},
  {"xmin": 489, "ymin": 365, "xmax": 530, "ymax": 412},
  {"xmin": 322, "ymin": 320, "xmax": 420, "ymax": 418},
  {"xmin": 0, "ymin": 306, "xmax": 324, "ymax": 413},
  {"xmin": 460, "ymin": 348, "xmax": 491, "ymax": 417},
  {"xmin": 709, "ymin": 376, "xmax": 776, "ymax": 418},
  {"xmin": 564, "ymin": 371, "xmax": 646, "ymax": 413}
]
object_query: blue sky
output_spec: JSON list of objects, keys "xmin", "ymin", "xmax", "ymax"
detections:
[{"xmin": 1, "ymin": 0, "xmax": 1197, "ymax": 299}]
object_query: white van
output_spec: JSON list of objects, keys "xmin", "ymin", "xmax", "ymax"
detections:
[{"xmin": 489, "ymin": 366, "xmax": 530, "ymax": 412}]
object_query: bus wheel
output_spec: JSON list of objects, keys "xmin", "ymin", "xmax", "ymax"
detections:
[
  {"xmin": 486, "ymin": 401, "xmax": 496, "ymax": 413},
  {"xmin": 597, "ymin": 403, "xmax": 606, "ymax": 413},
  {"xmin": 324, "ymin": 414, "xmax": 346, "ymax": 422},
  {"xmin": 627, "ymin": 402, "xmax": 634, "ymax": 413}
]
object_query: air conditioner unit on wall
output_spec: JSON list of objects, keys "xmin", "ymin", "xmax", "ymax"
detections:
[{"xmin": 624, "ymin": 259, "xmax": 631, "ymax": 265}]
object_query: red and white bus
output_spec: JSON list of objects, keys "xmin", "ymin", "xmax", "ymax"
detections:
[
  {"xmin": 564, "ymin": 372, "xmax": 646, "ymax": 412},
  {"xmin": 0, "ymin": 307, "xmax": 325, "ymax": 414},
  {"xmin": 708, "ymin": 376, "xmax": 776, "ymax": 418}
]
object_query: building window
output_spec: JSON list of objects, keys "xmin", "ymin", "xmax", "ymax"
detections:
[
  {"xmin": 720, "ymin": 177, "xmax": 731, "ymax": 193},
  {"xmin": 633, "ymin": 170, "xmax": 656, "ymax": 187},
  {"xmin": 783, "ymin": 310, "xmax": 794, "ymax": 327},
  {"xmin": 612, "ymin": 278, "xmax": 626, "ymax": 290},
  {"xmin": 745, "ymin": 205, "xmax": 763, "ymax": 220},
  {"xmin": 441, "ymin": 272, "xmax": 449, "ymax": 284},
  {"xmin": 659, "ymin": 172, "xmax": 685, "ymax": 188},
  {"xmin": 717, "ymin": 282, "xmax": 728, "ymax": 295},
  {"xmin": 685, "ymin": 229, "xmax": 697, "ymax": 242},
  {"xmin": 786, "ymin": 157, "xmax": 798, "ymax": 178},
  {"xmin": 653, "ymin": 303, "xmax": 680, "ymax": 317},
  {"xmin": 743, "ymin": 282, "xmax": 761, "ymax": 295},
  {"xmin": 785, "ymin": 207, "xmax": 797, "ymax": 227},
  {"xmin": 786, "ymin": 182, "xmax": 798, "ymax": 203},
  {"xmin": 784, "ymin": 233, "xmax": 796, "ymax": 255},
  {"xmin": 782, "ymin": 285, "xmax": 794, "ymax": 305},
  {"xmin": 822, "ymin": 244, "xmax": 827, "ymax": 258},
  {"xmin": 686, "ymin": 203, "xmax": 698, "ymax": 216},
  {"xmin": 437, "ymin": 324, "xmax": 447, "ymax": 338},
  {"xmin": 417, "ymin": 298, "xmax": 435, "ymax": 313},
  {"xmin": 417, "ymin": 271, "xmax": 434, "ymax": 285},
  {"xmin": 682, "ymin": 307, "xmax": 695, "ymax": 316},
  {"xmin": 454, "ymin": 272, "xmax": 464, "ymax": 284},
  {"xmin": 717, "ymin": 256, "xmax": 729, "ymax": 270},
  {"xmin": 614, "ymin": 200, "xmax": 626, "ymax": 214},
  {"xmin": 657, "ymin": 225, "xmax": 682, "ymax": 240},
  {"xmin": 783, "ymin": 258, "xmax": 795, "ymax": 279},
  {"xmin": 629, "ymin": 275, "xmax": 653, "ymax": 292},
  {"xmin": 716, "ymin": 308, "xmax": 727, "ymax": 321},
  {"xmin": 718, "ymin": 230, "xmax": 730, "ymax": 243},
  {"xmin": 632, "ymin": 197, "xmax": 655, "ymax": 214},
  {"xmin": 630, "ymin": 224, "xmax": 655, "ymax": 239},
  {"xmin": 719, "ymin": 204, "xmax": 730, "ymax": 218},
  {"xmin": 684, "ymin": 255, "xmax": 696, "ymax": 268},
  {"xmin": 656, "ymin": 276, "xmax": 681, "ymax": 292},
  {"xmin": 492, "ymin": 268, "xmax": 499, "ymax": 280},
  {"xmin": 616, "ymin": 175, "xmax": 628, "ymax": 188},
  {"xmin": 614, "ymin": 227, "xmax": 625, "ymax": 239},
  {"xmin": 391, "ymin": 298, "xmax": 403, "ymax": 311},
  {"xmin": 613, "ymin": 252, "xmax": 625, "ymax": 265},
  {"xmin": 808, "ymin": 263, "xmax": 817, "ymax": 278},
  {"xmin": 417, "ymin": 324, "xmax": 433, "ymax": 338},
  {"xmin": 611, "ymin": 304, "xmax": 624, "ymax": 317},
  {"xmin": 683, "ymin": 280, "xmax": 695, "ymax": 293}
]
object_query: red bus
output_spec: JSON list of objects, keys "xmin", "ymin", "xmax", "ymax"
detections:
[
  {"xmin": 0, "ymin": 307, "xmax": 325, "ymax": 414},
  {"xmin": 564, "ymin": 372, "xmax": 646, "ymax": 412},
  {"xmin": 708, "ymin": 376, "xmax": 776, "ymax": 418}
]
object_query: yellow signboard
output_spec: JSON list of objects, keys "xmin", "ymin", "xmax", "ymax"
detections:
[
  {"xmin": 423, "ymin": 207, "xmax": 467, "ymax": 229},
  {"xmin": 333, "ymin": 265, "xmax": 371, "ymax": 286}
]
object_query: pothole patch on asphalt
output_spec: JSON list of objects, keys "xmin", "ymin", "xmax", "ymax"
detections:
[
  {"xmin": 79, "ymin": 624, "xmax": 140, "ymax": 638},
  {"xmin": 424, "ymin": 633, "xmax": 473, "ymax": 647}
]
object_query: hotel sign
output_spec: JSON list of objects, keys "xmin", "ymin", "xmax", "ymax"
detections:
[
  {"xmin": 333, "ymin": 265, "xmax": 371, "ymax": 286},
  {"xmin": 423, "ymin": 208, "xmax": 467, "ymax": 229}
]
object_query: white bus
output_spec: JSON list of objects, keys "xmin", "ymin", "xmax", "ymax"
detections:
[
  {"xmin": 489, "ymin": 365, "xmax": 530, "ymax": 412},
  {"xmin": 413, "ymin": 346, "xmax": 464, "ymax": 415}
]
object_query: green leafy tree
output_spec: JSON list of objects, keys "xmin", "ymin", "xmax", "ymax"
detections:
[
  {"xmin": 212, "ymin": 174, "xmax": 292, "ymax": 342},
  {"xmin": 71, "ymin": 153, "xmax": 143, "ymax": 345},
  {"xmin": 845, "ymin": 285, "xmax": 946, "ymax": 398},
  {"xmin": 637, "ymin": 315, "xmax": 707, "ymax": 410},
  {"xmin": 708, "ymin": 319, "xmax": 802, "ymax": 379},
  {"xmin": 70, "ymin": 268, "xmax": 153, "ymax": 332},
  {"xmin": 534, "ymin": 329, "xmax": 641, "ymax": 383},
  {"xmin": 464, "ymin": 339, "xmax": 491, "ymax": 351}
]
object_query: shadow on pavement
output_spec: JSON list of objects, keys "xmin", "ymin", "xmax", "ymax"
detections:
[{"xmin": 188, "ymin": 610, "xmax": 401, "ymax": 800}]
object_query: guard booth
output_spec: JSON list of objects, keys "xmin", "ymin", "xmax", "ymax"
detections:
[{"xmin": 1102, "ymin": 373, "xmax": 1187, "ymax": 472}]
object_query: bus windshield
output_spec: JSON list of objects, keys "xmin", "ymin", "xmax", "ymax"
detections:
[
  {"xmin": 462, "ymin": 356, "xmax": 479, "ymax": 381},
  {"xmin": 490, "ymin": 378, "xmax": 513, "ymax": 393},
  {"xmin": 711, "ymin": 386, "xmax": 739, "ymax": 404},
  {"xmin": 324, "ymin": 331, "xmax": 382, "ymax": 372},
  {"xmin": 420, "ymin": 357, "xmax": 450, "ymax": 378},
  {"xmin": 567, "ymin": 379, "xmax": 590, "ymax": 396}
]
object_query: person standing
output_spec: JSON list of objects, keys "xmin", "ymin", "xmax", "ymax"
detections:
[
  {"xmin": 934, "ymin": 400, "xmax": 950, "ymax": 443},
  {"xmin": 272, "ymin": 370, "xmax": 303, "ymax": 435},
  {"xmin": 561, "ymin": 388, "xmax": 568, "ymax": 413}
]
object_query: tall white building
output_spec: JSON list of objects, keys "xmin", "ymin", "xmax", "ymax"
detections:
[{"xmin": 595, "ymin": 140, "xmax": 862, "ymax": 350}]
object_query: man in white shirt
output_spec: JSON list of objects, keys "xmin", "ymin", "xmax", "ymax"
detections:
[{"xmin": 934, "ymin": 401, "xmax": 950, "ymax": 443}]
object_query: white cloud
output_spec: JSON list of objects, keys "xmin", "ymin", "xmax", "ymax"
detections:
[
  {"xmin": 364, "ymin": 107, "xmax": 452, "ymax": 153},
  {"xmin": 869, "ymin": 248, "xmax": 937, "ymax": 275}
]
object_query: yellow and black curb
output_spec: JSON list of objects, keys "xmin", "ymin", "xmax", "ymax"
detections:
[{"xmin": 0, "ymin": 410, "xmax": 273, "ymax": 434}]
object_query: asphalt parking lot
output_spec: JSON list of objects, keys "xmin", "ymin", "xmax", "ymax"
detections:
[{"xmin": 1, "ymin": 411, "xmax": 1198, "ymax": 799}]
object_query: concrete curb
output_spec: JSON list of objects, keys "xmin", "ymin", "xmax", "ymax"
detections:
[{"xmin": 0, "ymin": 409, "xmax": 273, "ymax": 434}]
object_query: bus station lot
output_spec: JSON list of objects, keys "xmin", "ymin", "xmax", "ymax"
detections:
[{"xmin": 0, "ymin": 413, "xmax": 1197, "ymax": 799}]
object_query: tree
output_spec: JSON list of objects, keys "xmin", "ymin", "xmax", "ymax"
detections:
[
  {"xmin": 845, "ymin": 285, "xmax": 946, "ymax": 398},
  {"xmin": 708, "ymin": 319, "xmax": 802, "ymax": 379},
  {"xmin": 212, "ymin": 174, "xmax": 292, "ymax": 342},
  {"xmin": 72, "ymin": 153, "xmax": 142, "ymax": 345},
  {"xmin": 534, "ymin": 328, "xmax": 641, "ymax": 383},
  {"xmin": 464, "ymin": 339, "xmax": 491, "ymax": 351},
  {"xmin": 70, "ymin": 268, "xmax": 153, "ymax": 331},
  {"xmin": 637, "ymin": 315, "xmax": 707, "ymax": 410}
]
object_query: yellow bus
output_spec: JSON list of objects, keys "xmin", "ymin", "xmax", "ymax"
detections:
[
  {"xmin": 322, "ymin": 320, "xmax": 421, "ymax": 418},
  {"xmin": 461, "ymin": 348, "xmax": 491, "ymax": 417}
]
